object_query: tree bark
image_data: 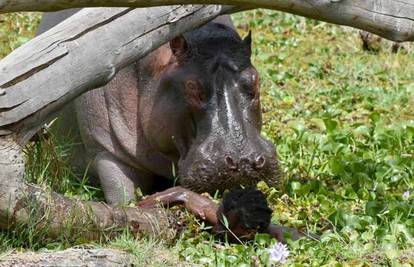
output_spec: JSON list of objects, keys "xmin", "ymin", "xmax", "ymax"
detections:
[
  {"xmin": 0, "ymin": 248, "xmax": 132, "ymax": 266},
  {"xmin": 0, "ymin": 5, "xmax": 231, "ymax": 145},
  {"xmin": 0, "ymin": 1, "xmax": 413, "ymax": 42},
  {"xmin": 0, "ymin": 135, "xmax": 176, "ymax": 242},
  {"xmin": 0, "ymin": 5, "xmax": 229, "ymax": 241},
  {"xmin": 0, "ymin": 0, "xmax": 412, "ymax": 244}
]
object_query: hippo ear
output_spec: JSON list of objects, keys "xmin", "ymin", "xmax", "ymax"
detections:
[
  {"xmin": 242, "ymin": 31, "xmax": 252, "ymax": 51},
  {"xmin": 170, "ymin": 35, "xmax": 188, "ymax": 57}
]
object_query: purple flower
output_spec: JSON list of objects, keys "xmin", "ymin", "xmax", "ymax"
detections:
[
  {"xmin": 267, "ymin": 243, "xmax": 289, "ymax": 264},
  {"xmin": 403, "ymin": 191, "xmax": 410, "ymax": 200}
]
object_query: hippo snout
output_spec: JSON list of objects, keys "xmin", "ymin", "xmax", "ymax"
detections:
[
  {"xmin": 177, "ymin": 141, "xmax": 281, "ymax": 194},
  {"xmin": 224, "ymin": 154, "xmax": 267, "ymax": 171}
]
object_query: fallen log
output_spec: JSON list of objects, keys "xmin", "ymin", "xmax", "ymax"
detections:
[
  {"xmin": 0, "ymin": 5, "xmax": 229, "ymax": 242},
  {"xmin": 1, "ymin": 0, "xmax": 412, "ymax": 246},
  {"xmin": 0, "ymin": 1, "xmax": 413, "ymax": 42},
  {"xmin": 0, "ymin": 5, "xmax": 232, "ymax": 144}
]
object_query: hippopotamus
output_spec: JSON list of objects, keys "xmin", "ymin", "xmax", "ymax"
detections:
[{"xmin": 37, "ymin": 9, "xmax": 280, "ymax": 205}]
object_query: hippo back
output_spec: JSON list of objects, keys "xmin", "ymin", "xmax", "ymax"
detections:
[
  {"xmin": 36, "ymin": 9, "xmax": 81, "ymax": 35},
  {"xmin": 39, "ymin": 9, "xmax": 236, "ymax": 179},
  {"xmin": 37, "ymin": 10, "xmax": 279, "ymax": 200}
]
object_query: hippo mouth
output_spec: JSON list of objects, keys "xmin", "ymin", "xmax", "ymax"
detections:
[{"xmin": 177, "ymin": 154, "xmax": 281, "ymax": 194}]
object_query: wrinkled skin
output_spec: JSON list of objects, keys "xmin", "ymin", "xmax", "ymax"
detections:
[{"xmin": 38, "ymin": 10, "xmax": 280, "ymax": 205}]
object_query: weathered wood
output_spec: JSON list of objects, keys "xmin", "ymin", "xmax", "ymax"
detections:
[
  {"xmin": 0, "ymin": 5, "xmax": 231, "ymax": 243},
  {"xmin": 0, "ymin": 1, "xmax": 413, "ymax": 42},
  {"xmin": 0, "ymin": 0, "xmax": 411, "ymax": 245},
  {"xmin": 0, "ymin": 5, "xmax": 232, "ymax": 145},
  {"xmin": 0, "ymin": 248, "xmax": 132, "ymax": 267},
  {"xmin": 0, "ymin": 135, "xmax": 175, "ymax": 242}
]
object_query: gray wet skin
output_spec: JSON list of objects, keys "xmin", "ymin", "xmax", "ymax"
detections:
[{"xmin": 38, "ymin": 10, "xmax": 281, "ymax": 205}]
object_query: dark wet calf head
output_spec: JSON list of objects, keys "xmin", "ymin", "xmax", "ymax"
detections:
[
  {"xmin": 146, "ymin": 23, "xmax": 280, "ymax": 193},
  {"xmin": 214, "ymin": 188, "xmax": 273, "ymax": 240}
]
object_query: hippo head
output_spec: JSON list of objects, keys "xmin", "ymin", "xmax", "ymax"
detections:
[{"xmin": 144, "ymin": 23, "xmax": 280, "ymax": 193}]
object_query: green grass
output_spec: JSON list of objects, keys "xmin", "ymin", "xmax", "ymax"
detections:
[
  {"xmin": 0, "ymin": 12, "xmax": 40, "ymax": 58},
  {"xmin": 0, "ymin": 9, "xmax": 413, "ymax": 266}
]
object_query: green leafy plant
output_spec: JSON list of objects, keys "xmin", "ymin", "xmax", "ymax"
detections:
[{"xmin": 0, "ymin": 9, "xmax": 413, "ymax": 266}]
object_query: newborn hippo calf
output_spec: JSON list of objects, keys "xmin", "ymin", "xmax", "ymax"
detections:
[{"xmin": 38, "ymin": 10, "xmax": 280, "ymax": 205}]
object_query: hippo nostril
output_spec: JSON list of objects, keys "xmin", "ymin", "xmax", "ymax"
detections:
[
  {"xmin": 254, "ymin": 155, "xmax": 266, "ymax": 169},
  {"xmin": 225, "ymin": 155, "xmax": 238, "ymax": 170}
]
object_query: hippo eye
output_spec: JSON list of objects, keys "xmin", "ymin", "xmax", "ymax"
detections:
[
  {"xmin": 241, "ymin": 70, "xmax": 260, "ymax": 100},
  {"xmin": 186, "ymin": 80, "xmax": 197, "ymax": 91},
  {"xmin": 184, "ymin": 79, "xmax": 206, "ymax": 109}
]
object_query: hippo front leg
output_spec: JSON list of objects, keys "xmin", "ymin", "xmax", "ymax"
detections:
[{"xmin": 94, "ymin": 152, "xmax": 153, "ymax": 205}]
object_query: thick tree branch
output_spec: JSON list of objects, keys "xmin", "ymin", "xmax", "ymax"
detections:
[
  {"xmin": 0, "ymin": 5, "xmax": 228, "ymax": 242},
  {"xmin": 0, "ymin": 135, "xmax": 175, "ymax": 242},
  {"xmin": 0, "ymin": 5, "xmax": 232, "ymax": 144},
  {"xmin": 0, "ymin": 0, "xmax": 411, "ymax": 244},
  {"xmin": 0, "ymin": 0, "xmax": 413, "ymax": 41}
]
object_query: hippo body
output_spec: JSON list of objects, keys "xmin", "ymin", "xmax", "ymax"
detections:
[{"xmin": 38, "ymin": 9, "xmax": 280, "ymax": 204}]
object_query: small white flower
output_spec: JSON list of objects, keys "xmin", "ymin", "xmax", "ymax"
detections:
[
  {"xmin": 403, "ymin": 191, "xmax": 410, "ymax": 200},
  {"xmin": 267, "ymin": 243, "xmax": 289, "ymax": 264}
]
